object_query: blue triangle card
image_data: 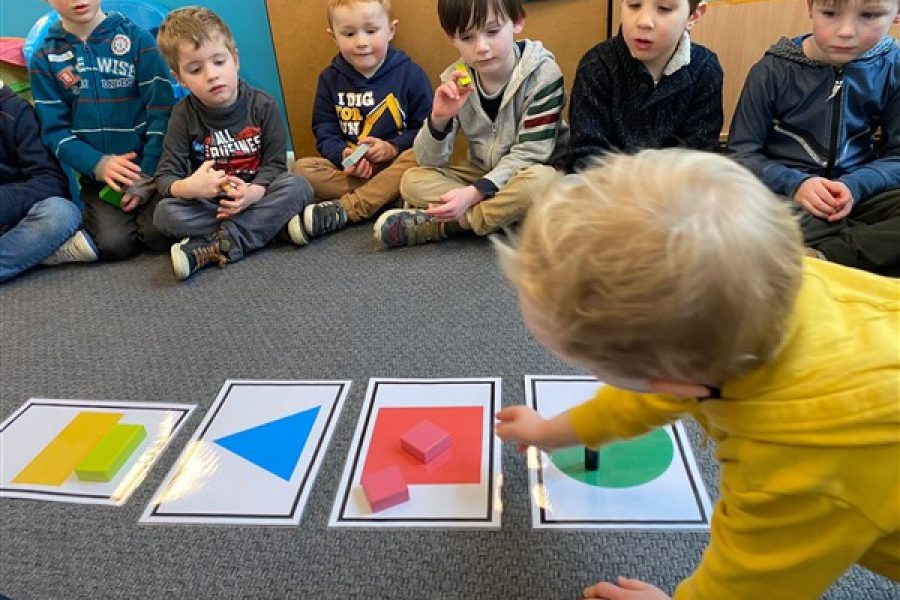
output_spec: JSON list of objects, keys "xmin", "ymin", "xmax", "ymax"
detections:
[{"xmin": 213, "ymin": 406, "xmax": 321, "ymax": 481}]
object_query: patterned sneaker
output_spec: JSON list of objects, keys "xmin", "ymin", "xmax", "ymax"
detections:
[
  {"xmin": 374, "ymin": 209, "xmax": 447, "ymax": 247},
  {"xmin": 170, "ymin": 233, "xmax": 231, "ymax": 281},
  {"xmin": 303, "ymin": 200, "xmax": 349, "ymax": 237},
  {"xmin": 285, "ymin": 214, "xmax": 309, "ymax": 246},
  {"xmin": 42, "ymin": 230, "xmax": 98, "ymax": 265},
  {"xmin": 804, "ymin": 247, "xmax": 827, "ymax": 260}
]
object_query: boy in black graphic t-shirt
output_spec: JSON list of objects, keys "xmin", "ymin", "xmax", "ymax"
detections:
[{"xmin": 153, "ymin": 7, "xmax": 313, "ymax": 281}]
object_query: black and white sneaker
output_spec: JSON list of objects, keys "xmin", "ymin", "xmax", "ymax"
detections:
[
  {"xmin": 303, "ymin": 201, "xmax": 349, "ymax": 238},
  {"xmin": 170, "ymin": 233, "xmax": 231, "ymax": 281}
]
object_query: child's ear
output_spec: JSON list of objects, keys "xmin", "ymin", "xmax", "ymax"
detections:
[
  {"xmin": 512, "ymin": 17, "xmax": 526, "ymax": 35},
  {"xmin": 685, "ymin": 2, "xmax": 707, "ymax": 31},
  {"xmin": 326, "ymin": 27, "xmax": 334, "ymax": 38},
  {"xmin": 388, "ymin": 19, "xmax": 398, "ymax": 39}
]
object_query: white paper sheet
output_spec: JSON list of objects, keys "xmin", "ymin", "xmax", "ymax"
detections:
[
  {"xmin": 525, "ymin": 376, "xmax": 712, "ymax": 529},
  {"xmin": 330, "ymin": 378, "xmax": 502, "ymax": 528},
  {"xmin": 141, "ymin": 380, "xmax": 350, "ymax": 525},
  {"xmin": 0, "ymin": 398, "xmax": 194, "ymax": 506}
]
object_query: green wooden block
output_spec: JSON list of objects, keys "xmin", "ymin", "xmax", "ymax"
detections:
[
  {"xmin": 99, "ymin": 185, "xmax": 123, "ymax": 207},
  {"xmin": 75, "ymin": 424, "xmax": 147, "ymax": 482}
]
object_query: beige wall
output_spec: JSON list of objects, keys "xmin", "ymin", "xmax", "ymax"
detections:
[{"xmin": 267, "ymin": 0, "xmax": 606, "ymax": 157}]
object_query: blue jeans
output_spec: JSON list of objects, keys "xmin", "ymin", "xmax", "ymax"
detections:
[{"xmin": 0, "ymin": 196, "xmax": 81, "ymax": 283}]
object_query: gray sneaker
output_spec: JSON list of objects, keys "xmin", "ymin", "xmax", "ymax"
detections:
[
  {"xmin": 374, "ymin": 209, "xmax": 447, "ymax": 247},
  {"xmin": 303, "ymin": 201, "xmax": 349, "ymax": 237},
  {"xmin": 42, "ymin": 230, "xmax": 98, "ymax": 265}
]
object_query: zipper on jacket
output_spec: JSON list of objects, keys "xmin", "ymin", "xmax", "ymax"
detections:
[
  {"xmin": 825, "ymin": 67, "xmax": 844, "ymax": 176},
  {"xmin": 773, "ymin": 121, "xmax": 827, "ymax": 168}
]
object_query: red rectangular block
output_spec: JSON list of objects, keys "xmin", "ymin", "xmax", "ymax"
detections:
[
  {"xmin": 401, "ymin": 420, "xmax": 451, "ymax": 463},
  {"xmin": 361, "ymin": 465, "xmax": 409, "ymax": 513}
]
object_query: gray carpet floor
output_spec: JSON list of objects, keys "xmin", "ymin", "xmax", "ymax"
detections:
[{"xmin": 1, "ymin": 224, "xmax": 896, "ymax": 599}]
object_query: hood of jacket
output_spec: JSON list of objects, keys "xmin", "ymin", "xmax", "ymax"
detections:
[{"xmin": 330, "ymin": 46, "xmax": 412, "ymax": 85}]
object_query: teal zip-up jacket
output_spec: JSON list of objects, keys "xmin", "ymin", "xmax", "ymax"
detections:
[{"xmin": 29, "ymin": 12, "xmax": 174, "ymax": 179}]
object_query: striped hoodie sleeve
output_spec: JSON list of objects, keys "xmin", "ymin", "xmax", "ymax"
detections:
[
  {"xmin": 482, "ymin": 62, "xmax": 566, "ymax": 190},
  {"xmin": 132, "ymin": 26, "xmax": 174, "ymax": 175}
]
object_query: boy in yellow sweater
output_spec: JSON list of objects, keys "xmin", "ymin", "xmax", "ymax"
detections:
[{"xmin": 494, "ymin": 149, "xmax": 899, "ymax": 599}]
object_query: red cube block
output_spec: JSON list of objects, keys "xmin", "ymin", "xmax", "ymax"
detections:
[
  {"xmin": 361, "ymin": 465, "xmax": 409, "ymax": 513},
  {"xmin": 400, "ymin": 420, "xmax": 451, "ymax": 463}
]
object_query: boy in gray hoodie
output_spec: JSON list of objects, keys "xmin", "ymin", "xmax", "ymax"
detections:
[{"xmin": 374, "ymin": 0, "xmax": 568, "ymax": 248}]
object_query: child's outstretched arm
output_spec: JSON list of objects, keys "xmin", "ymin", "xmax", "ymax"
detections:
[{"xmin": 495, "ymin": 405, "xmax": 581, "ymax": 453}]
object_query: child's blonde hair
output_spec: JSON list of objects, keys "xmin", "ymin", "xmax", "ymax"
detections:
[
  {"xmin": 327, "ymin": 0, "xmax": 393, "ymax": 26},
  {"xmin": 495, "ymin": 149, "xmax": 804, "ymax": 385},
  {"xmin": 157, "ymin": 6, "xmax": 236, "ymax": 74}
]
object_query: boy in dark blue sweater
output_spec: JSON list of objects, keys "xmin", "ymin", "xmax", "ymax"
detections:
[
  {"xmin": 30, "ymin": 0, "xmax": 175, "ymax": 260},
  {"xmin": 567, "ymin": 0, "xmax": 722, "ymax": 172},
  {"xmin": 0, "ymin": 81, "xmax": 96, "ymax": 283},
  {"xmin": 292, "ymin": 0, "xmax": 432, "ymax": 240}
]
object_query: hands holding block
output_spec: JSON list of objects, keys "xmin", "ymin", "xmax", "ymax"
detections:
[
  {"xmin": 342, "ymin": 143, "xmax": 371, "ymax": 170},
  {"xmin": 215, "ymin": 181, "xmax": 238, "ymax": 203},
  {"xmin": 99, "ymin": 185, "xmax": 123, "ymax": 208}
]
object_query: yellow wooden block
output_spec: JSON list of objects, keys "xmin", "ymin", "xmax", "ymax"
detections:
[{"xmin": 13, "ymin": 412, "xmax": 123, "ymax": 486}]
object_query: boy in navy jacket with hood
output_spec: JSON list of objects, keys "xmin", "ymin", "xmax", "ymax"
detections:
[
  {"xmin": 729, "ymin": 0, "xmax": 900, "ymax": 274},
  {"xmin": 30, "ymin": 0, "xmax": 175, "ymax": 260},
  {"xmin": 0, "ymin": 81, "xmax": 96, "ymax": 282},
  {"xmin": 292, "ymin": 0, "xmax": 431, "ymax": 240}
]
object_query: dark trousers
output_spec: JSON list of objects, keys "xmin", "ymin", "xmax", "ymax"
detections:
[
  {"xmin": 801, "ymin": 187, "xmax": 900, "ymax": 274},
  {"xmin": 82, "ymin": 181, "xmax": 171, "ymax": 260}
]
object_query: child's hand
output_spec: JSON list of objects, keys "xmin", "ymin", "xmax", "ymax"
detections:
[
  {"xmin": 495, "ymin": 406, "xmax": 549, "ymax": 453},
  {"xmin": 174, "ymin": 160, "xmax": 227, "ymax": 199},
  {"xmin": 216, "ymin": 176, "xmax": 263, "ymax": 220},
  {"xmin": 583, "ymin": 577, "xmax": 670, "ymax": 599},
  {"xmin": 425, "ymin": 185, "xmax": 483, "ymax": 221},
  {"xmin": 794, "ymin": 177, "xmax": 843, "ymax": 218},
  {"xmin": 342, "ymin": 147, "xmax": 374, "ymax": 179},
  {"xmin": 431, "ymin": 72, "xmax": 474, "ymax": 127},
  {"xmin": 120, "ymin": 193, "xmax": 141, "ymax": 213},
  {"xmin": 95, "ymin": 152, "xmax": 141, "ymax": 191},
  {"xmin": 358, "ymin": 137, "xmax": 398, "ymax": 164},
  {"xmin": 825, "ymin": 180, "xmax": 853, "ymax": 222}
]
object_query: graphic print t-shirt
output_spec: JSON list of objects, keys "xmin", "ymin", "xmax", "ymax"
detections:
[{"xmin": 156, "ymin": 81, "xmax": 288, "ymax": 196}]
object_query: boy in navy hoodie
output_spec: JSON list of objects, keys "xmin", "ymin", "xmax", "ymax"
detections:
[
  {"xmin": 29, "ymin": 0, "xmax": 175, "ymax": 260},
  {"xmin": 292, "ymin": 0, "xmax": 432, "ymax": 240},
  {"xmin": 0, "ymin": 80, "xmax": 96, "ymax": 283},
  {"xmin": 729, "ymin": 0, "xmax": 900, "ymax": 274}
]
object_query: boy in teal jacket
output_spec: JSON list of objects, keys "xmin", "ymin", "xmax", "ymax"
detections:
[{"xmin": 30, "ymin": 0, "xmax": 175, "ymax": 259}]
